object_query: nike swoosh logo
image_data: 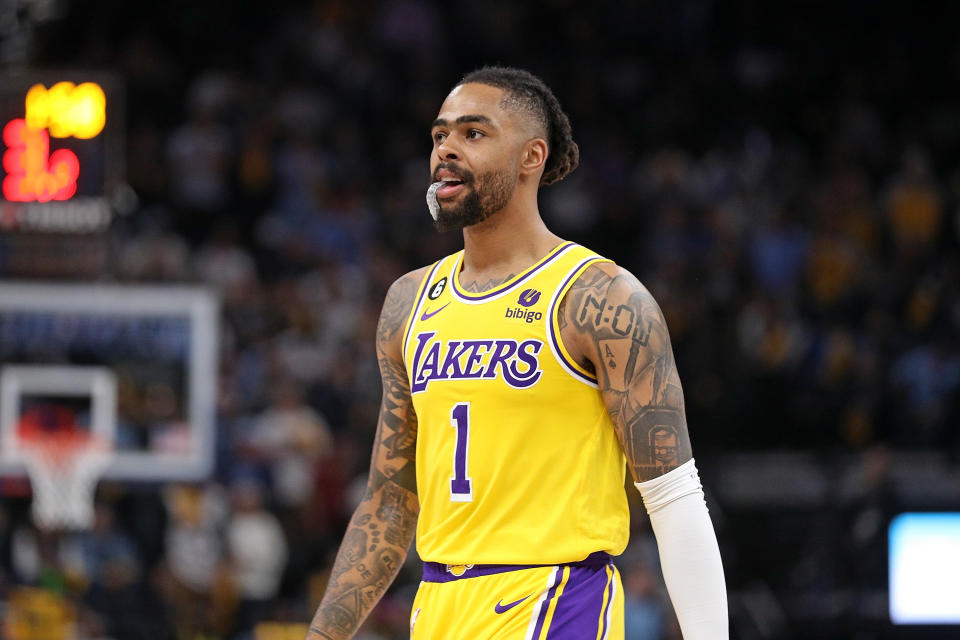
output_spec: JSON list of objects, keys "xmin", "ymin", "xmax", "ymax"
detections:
[
  {"xmin": 420, "ymin": 302, "xmax": 450, "ymax": 322},
  {"xmin": 494, "ymin": 595, "xmax": 531, "ymax": 614}
]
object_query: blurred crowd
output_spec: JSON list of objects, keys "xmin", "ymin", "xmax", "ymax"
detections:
[{"xmin": 1, "ymin": 1, "xmax": 959, "ymax": 639}]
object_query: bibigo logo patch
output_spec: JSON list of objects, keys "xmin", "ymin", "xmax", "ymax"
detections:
[{"xmin": 518, "ymin": 288, "xmax": 541, "ymax": 307}]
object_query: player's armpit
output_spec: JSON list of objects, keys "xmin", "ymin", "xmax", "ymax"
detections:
[
  {"xmin": 559, "ymin": 263, "xmax": 692, "ymax": 482},
  {"xmin": 306, "ymin": 271, "xmax": 425, "ymax": 640}
]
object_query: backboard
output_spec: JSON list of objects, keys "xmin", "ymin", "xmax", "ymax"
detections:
[{"xmin": 0, "ymin": 281, "xmax": 218, "ymax": 482}]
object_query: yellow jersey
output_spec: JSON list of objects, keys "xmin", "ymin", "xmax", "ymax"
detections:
[{"xmin": 402, "ymin": 242, "xmax": 629, "ymax": 565}]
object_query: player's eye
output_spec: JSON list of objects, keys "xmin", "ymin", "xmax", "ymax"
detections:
[
  {"xmin": 433, "ymin": 131, "xmax": 447, "ymax": 144},
  {"xmin": 467, "ymin": 129, "xmax": 485, "ymax": 140}
]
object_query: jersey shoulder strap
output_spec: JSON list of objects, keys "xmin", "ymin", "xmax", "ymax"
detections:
[{"xmin": 546, "ymin": 244, "xmax": 616, "ymax": 386}]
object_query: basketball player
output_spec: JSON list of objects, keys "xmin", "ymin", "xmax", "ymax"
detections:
[{"xmin": 307, "ymin": 67, "xmax": 727, "ymax": 640}]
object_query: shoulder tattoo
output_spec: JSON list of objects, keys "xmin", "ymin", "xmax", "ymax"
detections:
[{"xmin": 562, "ymin": 265, "xmax": 692, "ymax": 480}]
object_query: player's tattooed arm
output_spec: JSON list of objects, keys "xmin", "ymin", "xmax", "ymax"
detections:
[
  {"xmin": 559, "ymin": 263, "xmax": 692, "ymax": 482},
  {"xmin": 307, "ymin": 269, "xmax": 426, "ymax": 640}
]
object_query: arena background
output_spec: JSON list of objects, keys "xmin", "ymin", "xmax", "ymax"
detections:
[{"xmin": 1, "ymin": 1, "xmax": 959, "ymax": 638}]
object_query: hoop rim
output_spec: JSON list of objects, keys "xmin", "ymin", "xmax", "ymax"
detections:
[{"xmin": 14, "ymin": 422, "xmax": 112, "ymax": 469}]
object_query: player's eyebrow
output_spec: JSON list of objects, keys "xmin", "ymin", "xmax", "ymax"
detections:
[{"xmin": 431, "ymin": 114, "xmax": 495, "ymax": 129}]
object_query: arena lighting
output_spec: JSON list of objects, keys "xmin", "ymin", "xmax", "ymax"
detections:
[{"xmin": 889, "ymin": 512, "xmax": 960, "ymax": 624}]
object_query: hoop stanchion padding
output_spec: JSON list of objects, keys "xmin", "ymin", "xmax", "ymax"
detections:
[{"xmin": 17, "ymin": 429, "xmax": 111, "ymax": 531}]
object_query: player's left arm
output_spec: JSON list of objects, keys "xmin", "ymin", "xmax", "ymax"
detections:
[
  {"xmin": 560, "ymin": 262, "xmax": 729, "ymax": 640},
  {"xmin": 559, "ymin": 262, "xmax": 690, "ymax": 481}
]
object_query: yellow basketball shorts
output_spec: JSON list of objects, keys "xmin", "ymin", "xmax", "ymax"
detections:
[{"xmin": 409, "ymin": 552, "xmax": 624, "ymax": 640}]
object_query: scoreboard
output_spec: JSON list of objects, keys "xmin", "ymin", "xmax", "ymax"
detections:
[{"xmin": 0, "ymin": 71, "xmax": 123, "ymax": 235}]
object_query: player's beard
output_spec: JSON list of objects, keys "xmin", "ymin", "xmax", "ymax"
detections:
[{"xmin": 433, "ymin": 167, "xmax": 515, "ymax": 232}]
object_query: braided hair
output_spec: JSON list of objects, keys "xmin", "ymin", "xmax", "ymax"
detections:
[{"xmin": 458, "ymin": 66, "xmax": 579, "ymax": 186}]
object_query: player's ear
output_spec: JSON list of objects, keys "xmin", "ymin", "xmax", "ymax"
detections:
[{"xmin": 519, "ymin": 138, "xmax": 548, "ymax": 178}]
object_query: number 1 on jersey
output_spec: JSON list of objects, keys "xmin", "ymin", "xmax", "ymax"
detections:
[{"xmin": 450, "ymin": 402, "xmax": 473, "ymax": 502}]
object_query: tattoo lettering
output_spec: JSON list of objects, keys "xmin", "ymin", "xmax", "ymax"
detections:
[
  {"xmin": 634, "ymin": 319, "xmax": 653, "ymax": 346},
  {"xmin": 574, "ymin": 294, "xmax": 653, "ymax": 347},
  {"xmin": 341, "ymin": 529, "xmax": 367, "ymax": 566},
  {"xmin": 577, "ymin": 294, "xmax": 606, "ymax": 327},
  {"xmin": 378, "ymin": 548, "xmax": 402, "ymax": 575}
]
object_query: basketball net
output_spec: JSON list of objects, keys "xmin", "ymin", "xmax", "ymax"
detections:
[{"xmin": 16, "ymin": 422, "xmax": 111, "ymax": 531}]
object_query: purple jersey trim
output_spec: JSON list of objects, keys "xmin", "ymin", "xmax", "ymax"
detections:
[
  {"xmin": 402, "ymin": 259, "xmax": 445, "ymax": 367},
  {"xmin": 547, "ymin": 256, "xmax": 603, "ymax": 385},
  {"xmin": 420, "ymin": 551, "xmax": 611, "ymax": 583},
  {"xmin": 449, "ymin": 241, "xmax": 575, "ymax": 303}
]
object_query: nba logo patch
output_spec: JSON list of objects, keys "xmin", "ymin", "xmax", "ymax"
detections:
[
  {"xmin": 410, "ymin": 606, "xmax": 421, "ymax": 633},
  {"xmin": 518, "ymin": 288, "xmax": 541, "ymax": 307}
]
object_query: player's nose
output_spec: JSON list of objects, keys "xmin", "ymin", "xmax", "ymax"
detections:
[{"xmin": 436, "ymin": 137, "xmax": 460, "ymax": 161}]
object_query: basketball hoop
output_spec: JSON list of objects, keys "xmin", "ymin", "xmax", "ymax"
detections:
[{"xmin": 16, "ymin": 422, "xmax": 111, "ymax": 531}]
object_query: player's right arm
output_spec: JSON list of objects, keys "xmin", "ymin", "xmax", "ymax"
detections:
[{"xmin": 306, "ymin": 268, "xmax": 427, "ymax": 640}]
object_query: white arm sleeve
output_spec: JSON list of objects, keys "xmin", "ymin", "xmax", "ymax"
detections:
[{"xmin": 635, "ymin": 458, "xmax": 728, "ymax": 640}]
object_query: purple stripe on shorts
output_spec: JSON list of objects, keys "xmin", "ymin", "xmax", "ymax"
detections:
[
  {"xmin": 530, "ymin": 568, "xmax": 563, "ymax": 640},
  {"xmin": 450, "ymin": 242, "xmax": 574, "ymax": 302},
  {"xmin": 599, "ymin": 567, "xmax": 615, "ymax": 640},
  {"xmin": 543, "ymin": 559, "xmax": 614, "ymax": 639}
]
